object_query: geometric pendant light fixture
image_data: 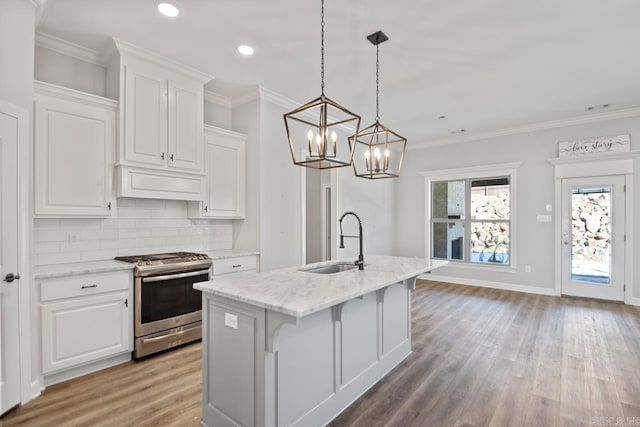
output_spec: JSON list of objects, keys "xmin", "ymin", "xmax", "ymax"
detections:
[
  {"xmin": 350, "ymin": 31, "xmax": 407, "ymax": 179},
  {"xmin": 283, "ymin": 0, "xmax": 361, "ymax": 169}
]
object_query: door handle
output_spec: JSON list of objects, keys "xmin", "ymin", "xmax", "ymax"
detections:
[{"xmin": 3, "ymin": 273, "xmax": 20, "ymax": 283}]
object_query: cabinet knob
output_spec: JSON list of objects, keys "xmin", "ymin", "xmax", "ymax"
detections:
[
  {"xmin": 204, "ymin": 205, "xmax": 208, "ymax": 213},
  {"xmin": 161, "ymin": 152, "xmax": 165, "ymax": 160},
  {"xmin": 107, "ymin": 202, "xmax": 112, "ymax": 210},
  {"xmin": 170, "ymin": 154, "xmax": 174, "ymax": 161}
]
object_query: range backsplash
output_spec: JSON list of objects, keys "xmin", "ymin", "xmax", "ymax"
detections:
[{"xmin": 34, "ymin": 198, "xmax": 232, "ymax": 265}]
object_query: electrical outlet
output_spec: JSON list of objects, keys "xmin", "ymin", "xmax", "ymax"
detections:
[
  {"xmin": 536, "ymin": 214, "xmax": 552, "ymax": 222},
  {"xmin": 525, "ymin": 265, "xmax": 532, "ymax": 273},
  {"xmin": 68, "ymin": 232, "xmax": 80, "ymax": 244},
  {"xmin": 224, "ymin": 312, "xmax": 238, "ymax": 329}
]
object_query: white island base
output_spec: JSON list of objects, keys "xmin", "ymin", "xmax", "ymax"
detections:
[{"xmin": 196, "ymin": 256, "xmax": 446, "ymax": 427}]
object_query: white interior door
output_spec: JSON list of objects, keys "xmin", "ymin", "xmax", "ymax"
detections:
[
  {"xmin": 561, "ymin": 175, "xmax": 625, "ymax": 301},
  {"xmin": 0, "ymin": 99, "xmax": 22, "ymax": 415}
]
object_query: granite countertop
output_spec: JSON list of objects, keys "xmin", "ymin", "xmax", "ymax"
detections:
[
  {"xmin": 195, "ymin": 255, "xmax": 448, "ymax": 318},
  {"xmin": 34, "ymin": 260, "xmax": 133, "ymax": 279}
]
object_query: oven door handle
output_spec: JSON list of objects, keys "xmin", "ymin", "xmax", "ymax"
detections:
[{"xmin": 143, "ymin": 269, "xmax": 211, "ymax": 283}]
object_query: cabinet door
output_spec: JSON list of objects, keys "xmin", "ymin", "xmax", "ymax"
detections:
[
  {"xmin": 123, "ymin": 63, "xmax": 167, "ymax": 167},
  {"xmin": 41, "ymin": 291, "xmax": 131, "ymax": 374},
  {"xmin": 167, "ymin": 77, "xmax": 204, "ymax": 171},
  {"xmin": 34, "ymin": 94, "xmax": 115, "ymax": 216},
  {"xmin": 204, "ymin": 133, "xmax": 246, "ymax": 218}
]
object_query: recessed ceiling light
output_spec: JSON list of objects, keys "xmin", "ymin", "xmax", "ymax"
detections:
[
  {"xmin": 585, "ymin": 103, "xmax": 611, "ymax": 112},
  {"xmin": 237, "ymin": 44, "xmax": 255, "ymax": 56},
  {"xmin": 156, "ymin": 1, "xmax": 180, "ymax": 17}
]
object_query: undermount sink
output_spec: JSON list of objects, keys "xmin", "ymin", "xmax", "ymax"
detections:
[{"xmin": 299, "ymin": 263, "xmax": 359, "ymax": 274}]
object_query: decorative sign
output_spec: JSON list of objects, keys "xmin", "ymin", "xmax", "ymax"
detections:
[{"xmin": 558, "ymin": 134, "xmax": 630, "ymax": 157}]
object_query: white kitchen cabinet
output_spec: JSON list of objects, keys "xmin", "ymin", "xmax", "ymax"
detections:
[
  {"xmin": 34, "ymin": 81, "xmax": 116, "ymax": 217},
  {"xmin": 109, "ymin": 39, "xmax": 211, "ymax": 172},
  {"xmin": 189, "ymin": 125, "xmax": 246, "ymax": 218},
  {"xmin": 40, "ymin": 270, "xmax": 132, "ymax": 377},
  {"xmin": 121, "ymin": 59, "xmax": 204, "ymax": 172},
  {"xmin": 105, "ymin": 39, "xmax": 211, "ymax": 200}
]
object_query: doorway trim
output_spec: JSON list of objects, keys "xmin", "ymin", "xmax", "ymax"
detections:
[
  {"xmin": 549, "ymin": 151, "xmax": 638, "ymax": 304},
  {"xmin": 299, "ymin": 161, "xmax": 339, "ymax": 265},
  {"xmin": 0, "ymin": 99, "xmax": 37, "ymax": 405}
]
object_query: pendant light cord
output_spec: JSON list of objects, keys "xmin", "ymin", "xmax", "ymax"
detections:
[
  {"xmin": 375, "ymin": 40, "xmax": 380, "ymax": 122},
  {"xmin": 320, "ymin": 0, "xmax": 325, "ymax": 96}
]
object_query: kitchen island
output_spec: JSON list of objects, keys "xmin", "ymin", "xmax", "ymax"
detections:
[{"xmin": 195, "ymin": 255, "xmax": 447, "ymax": 427}]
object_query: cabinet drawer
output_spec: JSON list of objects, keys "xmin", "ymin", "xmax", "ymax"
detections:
[
  {"xmin": 41, "ymin": 271, "xmax": 131, "ymax": 302},
  {"xmin": 213, "ymin": 256, "xmax": 257, "ymax": 276}
]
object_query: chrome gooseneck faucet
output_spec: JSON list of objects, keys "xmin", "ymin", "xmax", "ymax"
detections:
[{"xmin": 339, "ymin": 211, "xmax": 364, "ymax": 270}]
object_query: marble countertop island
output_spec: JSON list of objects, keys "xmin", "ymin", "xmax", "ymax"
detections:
[
  {"xmin": 198, "ymin": 255, "xmax": 447, "ymax": 427},
  {"xmin": 195, "ymin": 255, "xmax": 447, "ymax": 318}
]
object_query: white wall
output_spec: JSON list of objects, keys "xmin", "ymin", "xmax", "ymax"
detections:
[
  {"xmin": 231, "ymin": 98, "xmax": 261, "ymax": 254},
  {"xmin": 0, "ymin": 0, "xmax": 35, "ymax": 109},
  {"xmin": 258, "ymin": 98, "xmax": 304, "ymax": 270},
  {"xmin": 34, "ymin": 199, "xmax": 232, "ymax": 265},
  {"xmin": 204, "ymin": 98, "xmax": 232, "ymax": 129},
  {"xmin": 395, "ymin": 115, "xmax": 640, "ymax": 298},
  {"xmin": 336, "ymin": 167, "xmax": 396, "ymax": 260},
  {"xmin": 34, "ymin": 46, "xmax": 106, "ymax": 97},
  {"xmin": 305, "ymin": 168, "xmax": 322, "ymax": 264}
]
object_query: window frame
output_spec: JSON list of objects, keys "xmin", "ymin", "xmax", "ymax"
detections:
[{"xmin": 421, "ymin": 162, "xmax": 522, "ymax": 272}]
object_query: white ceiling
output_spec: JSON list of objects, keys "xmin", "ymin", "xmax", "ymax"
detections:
[{"xmin": 36, "ymin": 0, "xmax": 640, "ymax": 145}]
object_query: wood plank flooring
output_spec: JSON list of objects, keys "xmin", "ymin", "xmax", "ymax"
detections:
[{"xmin": 2, "ymin": 280, "xmax": 640, "ymax": 427}]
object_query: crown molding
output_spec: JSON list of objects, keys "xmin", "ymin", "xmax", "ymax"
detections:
[
  {"xmin": 34, "ymin": 80, "xmax": 118, "ymax": 110},
  {"xmin": 408, "ymin": 106, "xmax": 640, "ymax": 151},
  {"xmin": 231, "ymin": 86, "xmax": 357, "ymax": 133},
  {"xmin": 203, "ymin": 90, "xmax": 231, "ymax": 108},
  {"xmin": 110, "ymin": 37, "xmax": 214, "ymax": 83},
  {"xmin": 230, "ymin": 86, "xmax": 301, "ymax": 110},
  {"xmin": 204, "ymin": 124, "xmax": 247, "ymax": 140},
  {"xmin": 35, "ymin": 31, "xmax": 103, "ymax": 67}
]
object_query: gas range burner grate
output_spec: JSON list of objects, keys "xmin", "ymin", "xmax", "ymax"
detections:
[{"xmin": 115, "ymin": 252, "xmax": 210, "ymax": 264}]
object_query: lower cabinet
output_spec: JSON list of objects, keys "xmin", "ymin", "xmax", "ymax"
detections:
[
  {"xmin": 213, "ymin": 255, "xmax": 258, "ymax": 278},
  {"xmin": 40, "ymin": 270, "xmax": 132, "ymax": 377}
]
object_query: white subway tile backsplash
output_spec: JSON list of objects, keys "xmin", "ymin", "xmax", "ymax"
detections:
[
  {"xmin": 37, "ymin": 252, "xmax": 82, "ymax": 265},
  {"xmin": 34, "ymin": 199, "xmax": 233, "ymax": 265}
]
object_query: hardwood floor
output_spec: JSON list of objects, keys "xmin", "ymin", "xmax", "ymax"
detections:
[{"xmin": 3, "ymin": 280, "xmax": 640, "ymax": 427}]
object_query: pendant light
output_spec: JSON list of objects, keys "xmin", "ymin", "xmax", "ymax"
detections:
[
  {"xmin": 284, "ymin": 0, "xmax": 361, "ymax": 169},
  {"xmin": 350, "ymin": 31, "xmax": 407, "ymax": 179}
]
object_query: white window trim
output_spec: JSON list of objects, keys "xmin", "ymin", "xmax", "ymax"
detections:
[{"xmin": 420, "ymin": 162, "xmax": 522, "ymax": 272}]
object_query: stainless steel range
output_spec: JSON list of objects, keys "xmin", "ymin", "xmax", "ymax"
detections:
[{"xmin": 115, "ymin": 252, "xmax": 212, "ymax": 358}]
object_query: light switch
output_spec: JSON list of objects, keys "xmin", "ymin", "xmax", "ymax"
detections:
[
  {"xmin": 537, "ymin": 214, "xmax": 552, "ymax": 222},
  {"xmin": 224, "ymin": 312, "xmax": 238, "ymax": 329}
]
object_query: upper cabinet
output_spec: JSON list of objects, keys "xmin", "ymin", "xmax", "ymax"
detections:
[
  {"xmin": 121, "ymin": 59, "xmax": 203, "ymax": 172},
  {"xmin": 189, "ymin": 125, "xmax": 246, "ymax": 219},
  {"xmin": 105, "ymin": 38, "xmax": 212, "ymax": 201},
  {"xmin": 34, "ymin": 81, "xmax": 117, "ymax": 217}
]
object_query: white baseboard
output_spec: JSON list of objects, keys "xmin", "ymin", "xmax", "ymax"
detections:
[
  {"xmin": 419, "ymin": 273, "xmax": 558, "ymax": 297},
  {"xmin": 631, "ymin": 297, "xmax": 640, "ymax": 307},
  {"xmin": 43, "ymin": 352, "xmax": 131, "ymax": 387}
]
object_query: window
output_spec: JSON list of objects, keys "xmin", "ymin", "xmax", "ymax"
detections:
[{"xmin": 430, "ymin": 175, "xmax": 512, "ymax": 266}]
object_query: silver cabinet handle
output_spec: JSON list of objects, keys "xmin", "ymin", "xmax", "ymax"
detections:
[
  {"xmin": 170, "ymin": 154, "xmax": 174, "ymax": 161},
  {"xmin": 161, "ymin": 152, "xmax": 165, "ymax": 160},
  {"xmin": 81, "ymin": 284, "xmax": 98, "ymax": 289},
  {"xmin": 232, "ymin": 264, "xmax": 242, "ymax": 268}
]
